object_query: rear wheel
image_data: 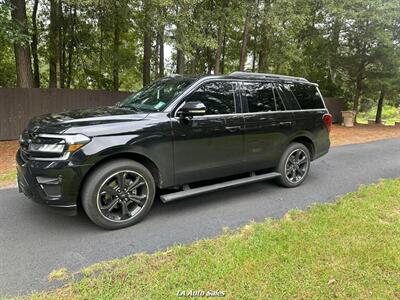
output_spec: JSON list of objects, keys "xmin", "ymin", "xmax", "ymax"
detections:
[
  {"xmin": 82, "ymin": 159, "xmax": 155, "ymax": 229},
  {"xmin": 276, "ymin": 142, "xmax": 310, "ymax": 188}
]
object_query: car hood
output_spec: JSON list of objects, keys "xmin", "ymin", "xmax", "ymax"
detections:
[{"xmin": 27, "ymin": 106, "xmax": 150, "ymax": 135}]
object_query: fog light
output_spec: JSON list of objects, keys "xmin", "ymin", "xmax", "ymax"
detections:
[{"xmin": 36, "ymin": 176, "xmax": 62, "ymax": 197}]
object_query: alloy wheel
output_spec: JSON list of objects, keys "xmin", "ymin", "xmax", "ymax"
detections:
[
  {"xmin": 96, "ymin": 170, "xmax": 149, "ymax": 222},
  {"xmin": 284, "ymin": 149, "xmax": 309, "ymax": 183}
]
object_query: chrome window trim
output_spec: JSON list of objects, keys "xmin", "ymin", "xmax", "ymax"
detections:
[
  {"xmin": 240, "ymin": 109, "xmax": 326, "ymax": 116},
  {"xmin": 316, "ymin": 87, "xmax": 328, "ymax": 110},
  {"xmin": 173, "ymin": 108, "xmax": 327, "ymax": 120},
  {"xmin": 167, "ymin": 76, "xmax": 324, "ymax": 117}
]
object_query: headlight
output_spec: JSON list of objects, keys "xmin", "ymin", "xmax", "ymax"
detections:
[
  {"xmin": 29, "ymin": 143, "xmax": 65, "ymax": 153},
  {"xmin": 26, "ymin": 133, "xmax": 91, "ymax": 159}
]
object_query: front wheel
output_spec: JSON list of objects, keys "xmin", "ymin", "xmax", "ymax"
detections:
[
  {"xmin": 275, "ymin": 142, "xmax": 311, "ymax": 188},
  {"xmin": 82, "ymin": 159, "xmax": 155, "ymax": 230}
]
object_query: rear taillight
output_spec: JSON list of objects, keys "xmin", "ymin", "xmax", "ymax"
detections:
[{"xmin": 322, "ymin": 113, "xmax": 333, "ymax": 133}]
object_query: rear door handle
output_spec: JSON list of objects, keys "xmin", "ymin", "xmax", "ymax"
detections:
[
  {"xmin": 225, "ymin": 126, "xmax": 241, "ymax": 132},
  {"xmin": 279, "ymin": 121, "xmax": 293, "ymax": 127}
]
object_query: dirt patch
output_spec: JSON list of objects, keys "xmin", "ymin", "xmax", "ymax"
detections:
[
  {"xmin": 330, "ymin": 124, "xmax": 400, "ymax": 146},
  {"xmin": 0, "ymin": 141, "xmax": 19, "ymax": 188},
  {"xmin": 0, "ymin": 140, "xmax": 19, "ymax": 174}
]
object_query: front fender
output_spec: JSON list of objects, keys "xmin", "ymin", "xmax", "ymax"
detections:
[{"xmin": 71, "ymin": 132, "xmax": 174, "ymax": 188}]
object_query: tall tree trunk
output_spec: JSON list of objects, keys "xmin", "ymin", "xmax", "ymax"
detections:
[
  {"xmin": 31, "ymin": 0, "xmax": 40, "ymax": 87},
  {"xmin": 142, "ymin": 0, "xmax": 151, "ymax": 86},
  {"xmin": 258, "ymin": 0, "xmax": 270, "ymax": 72},
  {"xmin": 214, "ymin": 1, "xmax": 227, "ymax": 74},
  {"xmin": 221, "ymin": 27, "xmax": 227, "ymax": 74},
  {"xmin": 112, "ymin": 3, "xmax": 121, "ymax": 91},
  {"xmin": 154, "ymin": 33, "xmax": 159, "ymax": 77},
  {"xmin": 190, "ymin": 48, "xmax": 200, "ymax": 74},
  {"xmin": 214, "ymin": 27, "xmax": 222, "ymax": 74},
  {"xmin": 375, "ymin": 88, "xmax": 385, "ymax": 124},
  {"xmin": 252, "ymin": 0, "xmax": 260, "ymax": 72},
  {"xmin": 206, "ymin": 47, "xmax": 213, "ymax": 74},
  {"xmin": 328, "ymin": 19, "xmax": 341, "ymax": 84},
  {"xmin": 252, "ymin": 49, "xmax": 257, "ymax": 72},
  {"xmin": 66, "ymin": 44, "xmax": 73, "ymax": 88},
  {"xmin": 58, "ymin": 0, "xmax": 65, "ymax": 88},
  {"xmin": 49, "ymin": 0, "xmax": 59, "ymax": 88},
  {"xmin": 258, "ymin": 49, "xmax": 267, "ymax": 72},
  {"xmin": 98, "ymin": 7, "xmax": 103, "ymax": 89},
  {"xmin": 143, "ymin": 29, "xmax": 151, "ymax": 85},
  {"xmin": 11, "ymin": 0, "xmax": 33, "ymax": 88},
  {"xmin": 66, "ymin": 5, "xmax": 76, "ymax": 88},
  {"xmin": 258, "ymin": 35, "xmax": 269, "ymax": 72},
  {"xmin": 158, "ymin": 28, "xmax": 164, "ymax": 78},
  {"xmin": 176, "ymin": 49, "xmax": 185, "ymax": 75},
  {"xmin": 239, "ymin": 9, "xmax": 251, "ymax": 71},
  {"xmin": 352, "ymin": 73, "xmax": 363, "ymax": 120}
]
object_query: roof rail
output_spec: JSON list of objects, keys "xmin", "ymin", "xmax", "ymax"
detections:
[{"xmin": 229, "ymin": 71, "xmax": 308, "ymax": 82}]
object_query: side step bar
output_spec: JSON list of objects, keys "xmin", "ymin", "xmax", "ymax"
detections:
[{"xmin": 160, "ymin": 172, "xmax": 281, "ymax": 203}]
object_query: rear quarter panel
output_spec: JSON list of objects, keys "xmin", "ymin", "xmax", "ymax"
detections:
[{"xmin": 289, "ymin": 109, "xmax": 330, "ymax": 159}]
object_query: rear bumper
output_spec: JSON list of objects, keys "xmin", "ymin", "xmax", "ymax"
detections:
[
  {"xmin": 16, "ymin": 149, "xmax": 92, "ymax": 216},
  {"xmin": 312, "ymin": 147, "xmax": 329, "ymax": 161}
]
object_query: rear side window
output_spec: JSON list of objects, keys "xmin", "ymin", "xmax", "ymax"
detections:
[
  {"xmin": 187, "ymin": 81, "xmax": 235, "ymax": 115},
  {"xmin": 289, "ymin": 83, "xmax": 324, "ymax": 109},
  {"xmin": 242, "ymin": 82, "xmax": 285, "ymax": 112}
]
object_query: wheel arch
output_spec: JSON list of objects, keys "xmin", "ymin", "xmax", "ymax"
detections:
[
  {"xmin": 77, "ymin": 152, "xmax": 162, "ymax": 206},
  {"xmin": 288, "ymin": 135, "xmax": 315, "ymax": 159}
]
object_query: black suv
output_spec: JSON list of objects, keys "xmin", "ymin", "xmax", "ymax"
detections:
[{"xmin": 17, "ymin": 72, "xmax": 331, "ymax": 229}]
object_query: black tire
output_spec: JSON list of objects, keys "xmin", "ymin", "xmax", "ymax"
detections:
[
  {"xmin": 82, "ymin": 159, "xmax": 155, "ymax": 230},
  {"xmin": 275, "ymin": 142, "xmax": 311, "ymax": 188}
]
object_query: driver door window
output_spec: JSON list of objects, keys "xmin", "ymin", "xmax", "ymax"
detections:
[{"xmin": 186, "ymin": 81, "xmax": 235, "ymax": 115}]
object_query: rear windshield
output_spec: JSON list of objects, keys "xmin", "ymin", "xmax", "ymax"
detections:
[{"xmin": 288, "ymin": 83, "xmax": 325, "ymax": 109}]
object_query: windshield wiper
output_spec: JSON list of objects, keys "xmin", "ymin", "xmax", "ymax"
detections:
[{"xmin": 117, "ymin": 103, "xmax": 141, "ymax": 112}]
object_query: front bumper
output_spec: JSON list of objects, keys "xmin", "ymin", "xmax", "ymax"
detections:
[{"xmin": 16, "ymin": 149, "xmax": 92, "ymax": 216}]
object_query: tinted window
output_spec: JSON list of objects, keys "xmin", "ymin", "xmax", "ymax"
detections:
[
  {"xmin": 280, "ymin": 84, "xmax": 301, "ymax": 110},
  {"xmin": 187, "ymin": 81, "xmax": 235, "ymax": 115},
  {"xmin": 120, "ymin": 78, "xmax": 195, "ymax": 112},
  {"xmin": 243, "ymin": 82, "xmax": 285, "ymax": 112},
  {"xmin": 289, "ymin": 83, "xmax": 324, "ymax": 109},
  {"xmin": 273, "ymin": 88, "xmax": 286, "ymax": 111}
]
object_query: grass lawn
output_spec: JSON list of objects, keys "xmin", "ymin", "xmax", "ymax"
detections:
[
  {"xmin": 0, "ymin": 169, "xmax": 16, "ymax": 188},
  {"xmin": 24, "ymin": 178, "xmax": 400, "ymax": 300},
  {"xmin": 357, "ymin": 105, "xmax": 400, "ymax": 125}
]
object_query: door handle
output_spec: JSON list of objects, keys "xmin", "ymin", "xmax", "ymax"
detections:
[
  {"xmin": 225, "ymin": 126, "xmax": 241, "ymax": 132},
  {"xmin": 279, "ymin": 121, "xmax": 293, "ymax": 127}
]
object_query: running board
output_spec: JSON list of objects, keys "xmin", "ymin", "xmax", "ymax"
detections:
[{"xmin": 160, "ymin": 172, "xmax": 281, "ymax": 203}]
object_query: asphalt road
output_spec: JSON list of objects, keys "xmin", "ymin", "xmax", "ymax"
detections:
[{"xmin": 1, "ymin": 139, "xmax": 400, "ymax": 296}]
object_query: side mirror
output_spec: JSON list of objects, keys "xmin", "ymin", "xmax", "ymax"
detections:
[{"xmin": 177, "ymin": 101, "xmax": 206, "ymax": 118}]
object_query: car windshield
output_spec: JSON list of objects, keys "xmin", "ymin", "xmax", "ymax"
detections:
[{"xmin": 118, "ymin": 78, "xmax": 195, "ymax": 112}]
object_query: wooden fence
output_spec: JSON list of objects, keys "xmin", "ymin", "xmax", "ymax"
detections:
[
  {"xmin": 324, "ymin": 97, "xmax": 344, "ymax": 124},
  {"xmin": 0, "ymin": 88, "xmax": 131, "ymax": 140},
  {"xmin": 0, "ymin": 88, "xmax": 344, "ymax": 141}
]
